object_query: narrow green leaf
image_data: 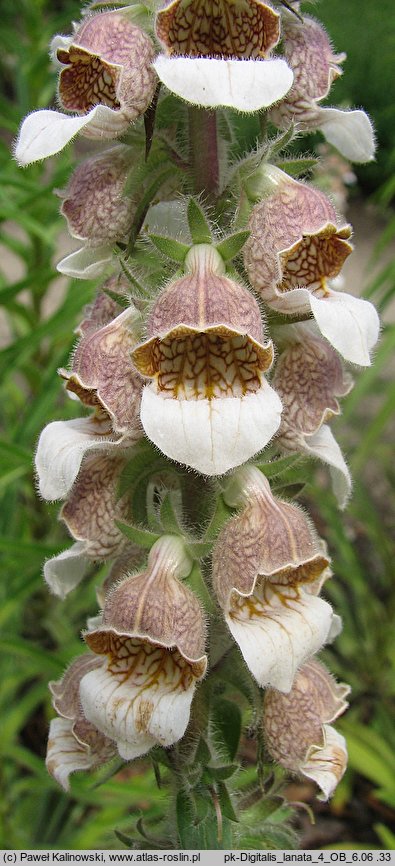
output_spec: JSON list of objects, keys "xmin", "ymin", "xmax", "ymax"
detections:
[
  {"xmin": 255, "ymin": 453, "xmax": 302, "ymax": 478},
  {"xmin": 149, "ymin": 234, "xmax": 190, "ymax": 263},
  {"xmin": 115, "ymin": 521, "xmax": 160, "ymax": 549},
  {"xmin": 211, "ymin": 699, "xmax": 242, "ymax": 761},
  {"xmin": 216, "ymin": 230, "xmax": 250, "ymax": 261},
  {"xmin": 205, "ymin": 764, "xmax": 238, "ymax": 781},
  {"xmin": 276, "ymin": 157, "xmax": 317, "ymax": 177},
  {"xmin": 187, "ymin": 198, "xmax": 212, "ymax": 244},
  {"xmin": 217, "ymin": 782, "xmax": 238, "ymax": 822}
]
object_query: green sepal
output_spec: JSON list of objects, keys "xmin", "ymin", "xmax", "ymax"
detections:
[
  {"xmin": 204, "ymin": 493, "xmax": 233, "ymax": 541},
  {"xmin": 186, "ymin": 561, "xmax": 215, "ymax": 613},
  {"xmin": 115, "ymin": 521, "xmax": 161, "ymax": 549},
  {"xmin": 102, "ymin": 288, "xmax": 131, "ymax": 310},
  {"xmin": 194, "ymin": 736, "xmax": 212, "ymax": 766},
  {"xmin": 148, "ymin": 234, "xmax": 190, "ymax": 264},
  {"xmin": 211, "ymin": 698, "xmax": 242, "ymax": 761},
  {"xmin": 187, "ymin": 198, "xmax": 212, "ymax": 244},
  {"xmin": 186, "ymin": 540, "xmax": 213, "ymax": 560},
  {"xmin": 159, "ymin": 491, "xmax": 183, "ymax": 534},
  {"xmin": 266, "ymin": 123, "xmax": 296, "ymax": 158},
  {"xmin": 255, "ymin": 453, "xmax": 302, "ymax": 479},
  {"xmin": 217, "ymin": 782, "xmax": 238, "ymax": 822},
  {"xmin": 215, "ymin": 230, "xmax": 250, "ymax": 262},
  {"xmin": 276, "ymin": 157, "xmax": 317, "ymax": 178}
]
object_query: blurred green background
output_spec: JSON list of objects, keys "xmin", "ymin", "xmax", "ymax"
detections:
[{"xmin": 0, "ymin": 0, "xmax": 394, "ymax": 851}]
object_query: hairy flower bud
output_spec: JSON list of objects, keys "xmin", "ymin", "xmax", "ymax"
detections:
[
  {"xmin": 212, "ymin": 466, "xmax": 336, "ymax": 691},
  {"xmin": 80, "ymin": 536, "xmax": 207, "ymax": 759},
  {"xmin": 244, "ymin": 167, "xmax": 379, "ymax": 366},
  {"xmin": 132, "ymin": 244, "xmax": 281, "ymax": 475},
  {"xmin": 15, "ymin": 11, "xmax": 156, "ymax": 164},
  {"xmin": 263, "ymin": 659, "xmax": 350, "ymax": 799},
  {"xmin": 59, "ymin": 145, "xmax": 136, "ymax": 247}
]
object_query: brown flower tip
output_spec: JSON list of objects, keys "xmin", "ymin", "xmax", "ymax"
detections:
[
  {"xmin": 85, "ymin": 536, "xmax": 207, "ymax": 674},
  {"xmin": 213, "ymin": 466, "xmax": 329, "ymax": 608},
  {"xmin": 58, "ymin": 12, "xmax": 156, "ymax": 121},
  {"xmin": 156, "ymin": 0, "xmax": 280, "ymax": 60}
]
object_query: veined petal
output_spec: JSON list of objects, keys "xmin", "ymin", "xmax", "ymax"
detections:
[
  {"xmin": 46, "ymin": 718, "xmax": 96, "ymax": 791},
  {"xmin": 35, "ymin": 415, "xmax": 133, "ymax": 501},
  {"xmin": 44, "ymin": 541, "xmax": 90, "ymax": 599},
  {"xmin": 318, "ymin": 107, "xmax": 376, "ymax": 164},
  {"xmin": 302, "ymin": 425, "xmax": 352, "ymax": 510},
  {"xmin": 309, "ymin": 290, "xmax": 380, "ymax": 367},
  {"xmin": 14, "ymin": 105, "xmax": 128, "ymax": 166},
  {"xmin": 226, "ymin": 582, "xmax": 334, "ymax": 692},
  {"xmin": 80, "ymin": 646, "xmax": 197, "ymax": 759},
  {"xmin": 303, "ymin": 725, "xmax": 348, "ymax": 800},
  {"xmin": 153, "ymin": 56, "xmax": 293, "ymax": 111},
  {"xmin": 140, "ymin": 380, "xmax": 282, "ymax": 476},
  {"xmin": 56, "ymin": 245, "xmax": 113, "ymax": 278}
]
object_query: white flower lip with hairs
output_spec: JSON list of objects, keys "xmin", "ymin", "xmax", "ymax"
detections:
[
  {"xmin": 35, "ymin": 415, "xmax": 136, "ymax": 501},
  {"xmin": 140, "ymin": 378, "xmax": 282, "ymax": 476},
  {"xmin": 318, "ymin": 107, "xmax": 376, "ymax": 164},
  {"xmin": 44, "ymin": 542, "xmax": 91, "ymax": 600},
  {"xmin": 80, "ymin": 659, "xmax": 198, "ymax": 760},
  {"xmin": 303, "ymin": 725, "xmax": 348, "ymax": 800},
  {"xmin": 153, "ymin": 56, "xmax": 293, "ymax": 112},
  {"xmin": 299, "ymin": 424, "xmax": 352, "ymax": 510},
  {"xmin": 226, "ymin": 582, "xmax": 335, "ymax": 692},
  {"xmin": 15, "ymin": 106, "xmax": 129, "ymax": 167},
  {"xmin": 56, "ymin": 245, "xmax": 113, "ymax": 279}
]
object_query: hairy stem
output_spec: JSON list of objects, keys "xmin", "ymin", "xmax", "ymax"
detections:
[{"xmin": 188, "ymin": 108, "xmax": 220, "ymax": 203}]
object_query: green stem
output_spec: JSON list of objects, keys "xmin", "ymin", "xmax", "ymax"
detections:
[{"xmin": 188, "ymin": 108, "xmax": 220, "ymax": 203}]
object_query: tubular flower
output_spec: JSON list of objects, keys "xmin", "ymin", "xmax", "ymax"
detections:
[
  {"xmin": 80, "ymin": 536, "xmax": 207, "ymax": 759},
  {"xmin": 46, "ymin": 654, "xmax": 117, "ymax": 791},
  {"xmin": 212, "ymin": 466, "xmax": 336, "ymax": 692},
  {"xmin": 44, "ymin": 452, "xmax": 132, "ymax": 599},
  {"xmin": 272, "ymin": 321, "xmax": 353, "ymax": 508},
  {"xmin": 269, "ymin": 14, "xmax": 375, "ymax": 163},
  {"xmin": 153, "ymin": 0, "xmax": 293, "ymax": 111},
  {"xmin": 263, "ymin": 659, "xmax": 350, "ymax": 799},
  {"xmin": 131, "ymin": 244, "xmax": 282, "ymax": 476},
  {"xmin": 58, "ymin": 144, "xmax": 136, "ymax": 248},
  {"xmin": 15, "ymin": 10, "xmax": 156, "ymax": 165},
  {"xmin": 243, "ymin": 166, "xmax": 380, "ymax": 366}
]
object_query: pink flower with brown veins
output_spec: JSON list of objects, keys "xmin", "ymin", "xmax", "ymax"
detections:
[
  {"xmin": 46, "ymin": 654, "xmax": 117, "ymax": 791},
  {"xmin": 272, "ymin": 321, "xmax": 353, "ymax": 508},
  {"xmin": 15, "ymin": 10, "xmax": 157, "ymax": 165},
  {"xmin": 153, "ymin": 0, "xmax": 293, "ymax": 111},
  {"xmin": 269, "ymin": 13, "xmax": 375, "ymax": 163},
  {"xmin": 263, "ymin": 659, "xmax": 350, "ymax": 800},
  {"xmin": 131, "ymin": 244, "xmax": 282, "ymax": 475},
  {"xmin": 212, "ymin": 465, "xmax": 338, "ymax": 692},
  {"xmin": 243, "ymin": 166, "xmax": 380, "ymax": 367},
  {"xmin": 80, "ymin": 535, "xmax": 207, "ymax": 760},
  {"xmin": 58, "ymin": 144, "xmax": 136, "ymax": 248}
]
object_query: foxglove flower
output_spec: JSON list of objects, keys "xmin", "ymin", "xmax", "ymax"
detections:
[
  {"xmin": 244, "ymin": 166, "xmax": 380, "ymax": 366},
  {"xmin": 131, "ymin": 244, "xmax": 282, "ymax": 475},
  {"xmin": 153, "ymin": 0, "xmax": 293, "ymax": 111},
  {"xmin": 269, "ymin": 14, "xmax": 375, "ymax": 163},
  {"xmin": 46, "ymin": 654, "xmax": 117, "ymax": 790},
  {"xmin": 44, "ymin": 452, "xmax": 131, "ymax": 598},
  {"xmin": 273, "ymin": 321, "xmax": 353, "ymax": 507},
  {"xmin": 212, "ymin": 466, "xmax": 336, "ymax": 692},
  {"xmin": 80, "ymin": 536, "xmax": 207, "ymax": 759},
  {"xmin": 58, "ymin": 144, "xmax": 136, "ymax": 248},
  {"xmin": 15, "ymin": 10, "xmax": 156, "ymax": 165},
  {"xmin": 263, "ymin": 659, "xmax": 350, "ymax": 799}
]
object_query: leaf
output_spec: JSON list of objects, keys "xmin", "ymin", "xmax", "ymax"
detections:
[
  {"xmin": 211, "ymin": 699, "xmax": 242, "ymax": 761},
  {"xmin": 149, "ymin": 234, "xmax": 190, "ymax": 263},
  {"xmin": 187, "ymin": 198, "xmax": 212, "ymax": 244},
  {"xmin": 204, "ymin": 764, "xmax": 238, "ymax": 781},
  {"xmin": 276, "ymin": 157, "xmax": 317, "ymax": 177},
  {"xmin": 215, "ymin": 230, "xmax": 250, "ymax": 261},
  {"xmin": 255, "ymin": 453, "xmax": 302, "ymax": 479},
  {"xmin": 217, "ymin": 782, "xmax": 238, "ymax": 822}
]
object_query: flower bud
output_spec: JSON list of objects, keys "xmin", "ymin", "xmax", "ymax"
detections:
[
  {"xmin": 132, "ymin": 244, "xmax": 282, "ymax": 475},
  {"xmin": 263, "ymin": 659, "xmax": 350, "ymax": 799},
  {"xmin": 59, "ymin": 145, "xmax": 136, "ymax": 247}
]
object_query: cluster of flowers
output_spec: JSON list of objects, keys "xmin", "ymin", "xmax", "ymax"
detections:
[{"xmin": 16, "ymin": 0, "xmax": 379, "ymax": 804}]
